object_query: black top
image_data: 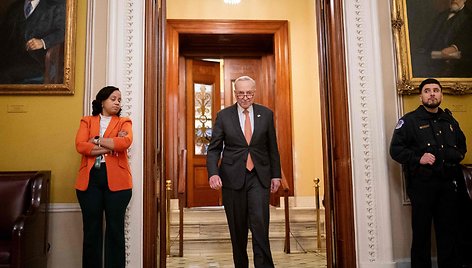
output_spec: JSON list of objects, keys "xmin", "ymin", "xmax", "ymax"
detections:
[{"xmin": 390, "ymin": 105, "xmax": 467, "ymax": 180}]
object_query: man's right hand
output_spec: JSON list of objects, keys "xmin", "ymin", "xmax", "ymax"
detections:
[
  {"xmin": 209, "ymin": 175, "xmax": 222, "ymax": 190},
  {"xmin": 420, "ymin": 153, "xmax": 436, "ymax": 165},
  {"xmin": 441, "ymin": 45, "xmax": 458, "ymax": 56},
  {"xmin": 25, "ymin": 38, "xmax": 44, "ymax": 51}
]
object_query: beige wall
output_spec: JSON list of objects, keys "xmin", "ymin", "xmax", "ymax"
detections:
[
  {"xmin": 0, "ymin": 1, "xmax": 87, "ymax": 203},
  {"xmin": 168, "ymin": 0, "xmax": 323, "ymax": 199}
]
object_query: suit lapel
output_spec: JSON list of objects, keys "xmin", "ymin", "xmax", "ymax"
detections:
[
  {"xmin": 91, "ymin": 116, "xmax": 100, "ymax": 136},
  {"xmin": 252, "ymin": 104, "xmax": 262, "ymax": 143},
  {"xmin": 230, "ymin": 104, "xmax": 247, "ymax": 143}
]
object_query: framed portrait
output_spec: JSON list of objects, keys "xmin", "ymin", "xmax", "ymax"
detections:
[
  {"xmin": 0, "ymin": 0, "xmax": 76, "ymax": 95},
  {"xmin": 392, "ymin": 0, "xmax": 472, "ymax": 94}
]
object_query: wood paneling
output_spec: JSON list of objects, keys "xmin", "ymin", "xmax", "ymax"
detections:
[
  {"xmin": 144, "ymin": 0, "xmax": 166, "ymax": 267},
  {"xmin": 180, "ymin": 34, "xmax": 274, "ymax": 57},
  {"xmin": 185, "ymin": 59, "xmax": 221, "ymax": 207}
]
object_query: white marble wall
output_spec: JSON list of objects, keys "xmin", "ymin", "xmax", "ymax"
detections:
[
  {"xmin": 82, "ymin": 0, "xmax": 145, "ymax": 267},
  {"xmin": 343, "ymin": 0, "xmax": 406, "ymax": 267}
]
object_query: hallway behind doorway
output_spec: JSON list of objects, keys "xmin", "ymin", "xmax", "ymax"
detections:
[{"xmin": 167, "ymin": 251, "xmax": 327, "ymax": 267}]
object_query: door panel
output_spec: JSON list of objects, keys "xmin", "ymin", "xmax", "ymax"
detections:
[
  {"xmin": 186, "ymin": 59, "xmax": 221, "ymax": 207},
  {"xmin": 223, "ymin": 58, "xmax": 262, "ymax": 107}
]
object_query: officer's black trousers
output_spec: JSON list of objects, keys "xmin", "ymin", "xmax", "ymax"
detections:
[{"xmin": 408, "ymin": 178, "xmax": 459, "ymax": 268}]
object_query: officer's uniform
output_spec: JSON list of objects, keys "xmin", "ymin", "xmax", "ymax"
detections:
[{"xmin": 390, "ymin": 105, "xmax": 466, "ymax": 268}]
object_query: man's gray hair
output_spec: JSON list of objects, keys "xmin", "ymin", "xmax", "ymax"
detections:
[{"xmin": 234, "ymin": 75, "xmax": 256, "ymax": 89}]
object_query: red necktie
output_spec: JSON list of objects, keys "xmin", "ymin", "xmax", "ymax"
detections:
[{"xmin": 243, "ymin": 109, "xmax": 254, "ymax": 171}]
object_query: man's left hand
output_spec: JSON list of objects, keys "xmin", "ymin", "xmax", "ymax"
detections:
[{"xmin": 270, "ymin": 178, "xmax": 281, "ymax": 193}]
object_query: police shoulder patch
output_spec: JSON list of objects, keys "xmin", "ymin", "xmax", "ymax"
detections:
[{"xmin": 395, "ymin": 119, "xmax": 404, "ymax": 129}]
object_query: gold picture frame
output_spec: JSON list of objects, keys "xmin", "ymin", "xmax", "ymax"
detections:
[
  {"xmin": 392, "ymin": 0, "xmax": 472, "ymax": 95},
  {"xmin": 0, "ymin": 0, "xmax": 76, "ymax": 95}
]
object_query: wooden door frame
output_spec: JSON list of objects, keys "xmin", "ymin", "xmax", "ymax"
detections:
[
  {"xmin": 165, "ymin": 20, "xmax": 294, "ymax": 204},
  {"xmin": 143, "ymin": 7, "xmax": 357, "ymax": 267},
  {"xmin": 316, "ymin": 0, "xmax": 356, "ymax": 267},
  {"xmin": 143, "ymin": 0, "xmax": 165, "ymax": 267}
]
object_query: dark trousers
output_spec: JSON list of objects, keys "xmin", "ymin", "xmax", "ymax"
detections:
[
  {"xmin": 457, "ymin": 185, "xmax": 472, "ymax": 267},
  {"xmin": 222, "ymin": 170, "xmax": 274, "ymax": 268},
  {"xmin": 408, "ymin": 179, "xmax": 459, "ymax": 268},
  {"xmin": 76, "ymin": 164, "xmax": 132, "ymax": 268}
]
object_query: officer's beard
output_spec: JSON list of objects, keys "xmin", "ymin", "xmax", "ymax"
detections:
[{"xmin": 422, "ymin": 99, "xmax": 441, "ymax": 109}]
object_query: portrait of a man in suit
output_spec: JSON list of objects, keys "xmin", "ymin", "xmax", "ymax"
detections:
[
  {"xmin": 0, "ymin": 0, "xmax": 66, "ymax": 84},
  {"xmin": 408, "ymin": 0, "xmax": 472, "ymax": 77}
]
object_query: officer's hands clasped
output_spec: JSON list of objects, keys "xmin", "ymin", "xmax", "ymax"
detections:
[{"xmin": 420, "ymin": 153, "xmax": 436, "ymax": 165}]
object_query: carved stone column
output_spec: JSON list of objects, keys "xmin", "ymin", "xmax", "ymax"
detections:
[
  {"xmin": 85, "ymin": 0, "xmax": 145, "ymax": 267},
  {"xmin": 343, "ymin": 0, "xmax": 398, "ymax": 267}
]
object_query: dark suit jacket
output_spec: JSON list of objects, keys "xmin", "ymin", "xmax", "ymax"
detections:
[
  {"xmin": 421, "ymin": 7, "xmax": 472, "ymax": 54},
  {"xmin": 207, "ymin": 103, "xmax": 281, "ymax": 190},
  {"xmin": 414, "ymin": 7, "xmax": 472, "ymax": 77},
  {"xmin": 0, "ymin": 0, "xmax": 65, "ymax": 83}
]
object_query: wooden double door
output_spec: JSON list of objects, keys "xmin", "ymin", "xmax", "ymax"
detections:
[{"xmin": 182, "ymin": 57, "xmax": 292, "ymax": 207}]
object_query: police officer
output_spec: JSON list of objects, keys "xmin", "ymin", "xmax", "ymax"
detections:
[{"xmin": 390, "ymin": 78, "xmax": 467, "ymax": 268}]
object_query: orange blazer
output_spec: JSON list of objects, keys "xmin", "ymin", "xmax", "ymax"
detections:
[{"xmin": 75, "ymin": 115, "xmax": 133, "ymax": 191}]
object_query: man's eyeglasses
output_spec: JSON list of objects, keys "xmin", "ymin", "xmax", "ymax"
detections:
[{"xmin": 235, "ymin": 91, "xmax": 255, "ymax": 99}]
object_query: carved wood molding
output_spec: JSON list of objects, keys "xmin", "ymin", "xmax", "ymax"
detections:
[{"xmin": 316, "ymin": 0, "xmax": 357, "ymax": 265}]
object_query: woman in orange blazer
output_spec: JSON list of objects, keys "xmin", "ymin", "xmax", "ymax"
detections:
[{"xmin": 75, "ymin": 86, "xmax": 133, "ymax": 268}]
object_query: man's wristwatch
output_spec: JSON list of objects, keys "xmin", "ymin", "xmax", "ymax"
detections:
[{"xmin": 93, "ymin": 136, "xmax": 100, "ymax": 146}]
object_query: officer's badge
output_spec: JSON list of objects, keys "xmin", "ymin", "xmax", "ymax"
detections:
[
  {"xmin": 395, "ymin": 119, "xmax": 404, "ymax": 129},
  {"xmin": 419, "ymin": 124, "xmax": 430, "ymax": 129}
]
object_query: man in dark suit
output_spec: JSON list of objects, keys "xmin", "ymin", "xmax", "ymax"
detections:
[
  {"xmin": 207, "ymin": 75, "xmax": 281, "ymax": 268},
  {"xmin": 0, "ymin": 0, "xmax": 65, "ymax": 84},
  {"xmin": 413, "ymin": 0, "xmax": 472, "ymax": 77}
]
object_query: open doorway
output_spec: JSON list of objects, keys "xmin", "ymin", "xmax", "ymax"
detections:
[
  {"xmin": 183, "ymin": 56, "xmax": 289, "ymax": 207},
  {"xmin": 165, "ymin": 20, "xmax": 295, "ymax": 208},
  {"xmin": 143, "ymin": 0, "xmax": 357, "ymax": 265}
]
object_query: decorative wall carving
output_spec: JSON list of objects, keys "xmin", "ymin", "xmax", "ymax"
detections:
[
  {"xmin": 85, "ymin": 0, "xmax": 145, "ymax": 266},
  {"xmin": 351, "ymin": 0, "xmax": 378, "ymax": 261}
]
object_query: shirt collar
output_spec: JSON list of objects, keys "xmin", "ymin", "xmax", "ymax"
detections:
[
  {"xmin": 237, "ymin": 103, "xmax": 253, "ymax": 114},
  {"xmin": 26, "ymin": 0, "xmax": 40, "ymax": 10},
  {"xmin": 417, "ymin": 105, "xmax": 444, "ymax": 119},
  {"xmin": 451, "ymin": 5, "xmax": 465, "ymax": 13}
]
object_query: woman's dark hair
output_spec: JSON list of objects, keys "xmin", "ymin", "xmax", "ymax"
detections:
[
  {"xmin": 92, "ymin": 86, "xmax": 122, "ymax": 116},
  {"xmin": 418, "ymin": 78, "xmax": 442, "ymax": 94}
]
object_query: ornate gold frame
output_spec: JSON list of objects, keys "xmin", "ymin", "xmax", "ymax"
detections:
[
  {"xmin": 392, "ymin": 0, "xmax": 472, "ymax": 95},
  {"xmin": 0, "ymin": 0, "xmax": 76, "ymax": 95}
]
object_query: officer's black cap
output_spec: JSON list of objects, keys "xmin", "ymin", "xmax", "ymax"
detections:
[{"xmin": 418, "ymin": 78, "xmax": 442, "ymax": 94}]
